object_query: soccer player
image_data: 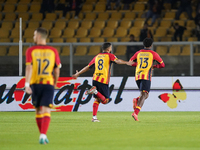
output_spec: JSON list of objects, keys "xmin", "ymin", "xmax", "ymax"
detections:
[
  {"xmin": 129, "ymin": 38, "xmax": 165, "ymax": 121},
  {"xmin": 72, "ymin": 42, "xmax": 133, "ymax": 122},
  {"xmin": 25, "ymin": 27, "xmax": 61, "ymax": 144}
]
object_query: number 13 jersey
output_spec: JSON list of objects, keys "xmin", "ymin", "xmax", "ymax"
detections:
[
  {"xmin": 26, "ymin": 45, "xmax": 61, "ymax": 85},
  {"xmin": 88, "ymin": 52, "xmax": 117, "ymax": 84},
  {"xmin": 130, "ymin": 49, "xmax": 163, "ymax": 81}
]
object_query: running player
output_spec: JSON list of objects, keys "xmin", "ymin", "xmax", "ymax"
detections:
[
  {"xmin": 25, "ymin": 27, "xmax": 61, "ymax": 144},
  {"xmin": 129, "ymin": 38, "xmax": 165, "ymax": 121},
  {"xmin": 72, "ymin": 42, "xmax": 133, "ymax": 122}
]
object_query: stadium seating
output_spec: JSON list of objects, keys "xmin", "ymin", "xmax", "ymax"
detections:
[
  {"xmin": 0, "ymin": 29, "xmax": 10, "ymax": 38},
  {"xmin": 74, "ymin": 46, "xmax": 87, "ymax": 56},
  {"xmin": 0, "ymin": 0, "xmax": 198, "ymax": 52},
  {"xmin": 1, "ymin": 22, "xmax": 13, "ymax": 30},
  {"xmin": 82, "ymin": 4, "xmax": 93, "ymax": 12},
  {"xmin": 180, "ymin": 45, "xmax": 190, "ymax": 56},
  {"xmin": 94, "ymin": 20, "xmax": 105, "ymax": 29},
  {"xmin": 3, "ymin": 4, "xmax": 15, "ymax": 12},
  {"xmin": 80, "ymin": 20, "xmax": 92, "ymax": 29},
  {"xmin": 49, "ymin": 28, "xmax": 62, "ymax": 38},
  {"xmin": 0, "ymin": 38, "xmax": 10, "ymax": 42},
  {"xmin": 41, "ymin": 21, "xmax": 53, "ymax": 30},
  {"xmin": 79, "ymin": 37, "xmax": 91, "ymax": 42},
  {"xmin": 52, "ymin": 38, "xmax": 64, "ymax": 43},
  {"xmin": 30, "ymin": 13, "xmax": 43, "ymax": 21},
  {"xmin": 88, "ymin": 27, "xmax": 101, "ymax": 37},
  {"xmin": 62, "ymin": 28, "xmax": 75, "ymax": 38},
  {"xmin": 54, "ymin": 21, "xmax": 66, "ymax": 30},
  {"xmin": 101, "ymin": 27, "xmax": 114, "ymax": 37},
  {"xmin": 129, "ymin": 27, "xmax": 141, "ymax": 38},
  {"xmin": 106, "ymin": 20, "xmax": 118, "ymax": 29},
  {"xmin": 4, "ymin": 13, "xmax": 16, "ymax": 21},
  {"xmin": 109, "ymin": 12, "xmax": 122, "ymax": 20},
  {"xmin": 123, "ymin": 12, "xmax": 136, "ymax": 20},
  {"xmin": 156, "ymin": 46, "xmax": 168, "ymax": 55},
  {"xmin": 168, "ymin": 45, "xmax": 181, "ymax": 56},
  {"xmin": 107, "ymin": 37, "xmax": 118, "ymax": 42},
  {"xmin": 15, "ymin": 4, "xmax": 28, "ymax": 13},
  {"xmin": 114, "ymin": 45, "xmax": 126, "ymax": 55},
  {"xmin": 120, "ymin": 37, "xmax": 130, "ymax": 42},
  {"xmin": 17, "ymin": 12, "xmax": 30, "ymax": 21},
  {"xmin": 93, "ymin": 37, "xmax": 105, "ymax": 42},
  {"xmin": 44, "ymin": 13, "xmax": 57, "ymax": 21},
  {"xmin": 93, "ymin": 4, "xmax": 106, "ymax": 12},
  {"xmin": 28, "ymin": 21, "xmax": 40, "ymax": 29},
  {"xmin": 23, "ymin": 28, "xmax": 35, "ymax": 38},
  {"xmin": 87, "ymin": 46, "xmax": 101, "ymax": 55},
  {"xmin": 84, "ymin": 12, "xmax": 96, "ymax": 20},
  {"xmin": 66, "ymin": 38, "xmax": 77, "ymax": 43},
  {"xmin": 61, "ymin": 47, "xmax": 70, "ymax": 56},
  {"xmin": 132, "ymin": 3, "xmax": 145, "ymax": 12},
  {"xmin": 7, "ymin": 46, "xmax": 19, "ymax": 56},
  {"xmin": 67, "ymin": 20, "xmax": 80, "ymax": 29},
  {"xmin": 120, "ymin": 20, "xmax": 132, "ymax": 29},
  {"xmin": 96, "ymin": 12, "xmax": 109, "ymax": 20},
  {"xmin": 29, "ymin": 4, "xmax": 41, "ymax": 12},
  {"xmin": 0, "ymin": 46, "xmax": 8, "ymax": 56},
  {"xmin": 75, "ymin": 27, "xmax": 88, "ymax": 38},
  {"xmin": 114, "ymin": 27, "xmax": 127, "ymax": 37}
]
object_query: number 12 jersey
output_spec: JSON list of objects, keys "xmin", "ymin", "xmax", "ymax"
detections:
[
  {"xmin": 88, "ymin": 52, "xmax": 117, "ymax": 85},
  {"xmin": 130, "ymin": 49, "xmax": 164, "ymax": 81},
  {"xmin": 26, "ymin": 45, "xmax": 61, "ymax": 85}
]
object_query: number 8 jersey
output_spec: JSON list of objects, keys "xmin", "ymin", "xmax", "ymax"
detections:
[
  {"xmin": 26, "ymin": 45, "xmax": 61, "ymax": 85},
  {"xmin": 130, "ymin": 49, "xmax": 164, "ymax": 81},
  {"xmin": 88, "ymin": 52, "xmax": 117, "ymax": 84}
]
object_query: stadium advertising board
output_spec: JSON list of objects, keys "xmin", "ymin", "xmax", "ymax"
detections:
[{"xmin": 0, "ymin": 76, "xmax": 199, "ymax": 112}]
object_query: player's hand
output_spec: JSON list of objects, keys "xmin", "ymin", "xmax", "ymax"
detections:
[
  {"xmin": 127, "ymin": 61, "xmax": 135, "ymax": 66},
  {"xmin": 25, "ymin": 86, "xmax": 32, "ymax": 94},
  {"xmin": 72, "ymin": 70, "xmax": 79, "ymax": 78}
]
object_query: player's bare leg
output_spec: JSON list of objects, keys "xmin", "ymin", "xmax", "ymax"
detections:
[
  {"xmin": 36, "ymin": 106, "xmax": 51, "ymax": 144},
  {"xmin": 132, "ymin": 91, "xmax": 148, "ymax": 121}
]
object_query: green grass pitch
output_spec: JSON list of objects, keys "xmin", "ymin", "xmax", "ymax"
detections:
[{"xmin": 0, "ymin": 111, "xmax": 200, "ymax": 150}]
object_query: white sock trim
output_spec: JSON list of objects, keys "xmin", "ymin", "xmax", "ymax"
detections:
[{"xmin": 94, "ymin": 90, "xmax": 98, "ymax": 95}]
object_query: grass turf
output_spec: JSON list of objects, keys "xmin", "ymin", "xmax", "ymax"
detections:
[{"xmin": 0, "ymin": 112, "xmax": 200, "ymax": 150}]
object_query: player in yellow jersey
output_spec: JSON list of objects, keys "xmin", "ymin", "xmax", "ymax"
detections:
[
  {"xmin": 72, "ymin": 43, "xmax": 133, "ymax": 122},
  {"xmin": 25, "ymin": 27, "xmax": 61, "ymax": 144},
  {"xmin": 129, "ymin": 38, "xmax": 165, "ymax": 121}
]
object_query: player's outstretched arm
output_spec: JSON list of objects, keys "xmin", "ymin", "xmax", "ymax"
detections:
[
  {"xmin": 72, "ymin": 65, "xmax": 90, "ymax": 78},
  {"xmin": 115, "ymin": 59, "xmax": 135, "ymax": 66}
]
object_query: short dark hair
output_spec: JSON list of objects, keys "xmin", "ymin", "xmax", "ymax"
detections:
[
  {"xmin": 35, "ymin": 27, "xmax": 48, "ymax": 38},
  {"xmin": 143, "ymin": 38, "xmax": 153, "ymax": 47},
  {"xmin": 102, "ymin": 42, "xmax": 112, "ymax": 51}
]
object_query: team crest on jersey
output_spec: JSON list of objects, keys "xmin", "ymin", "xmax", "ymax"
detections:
[{"xmin": 158, "ymin": 79, "xmax": 187, "ymax": 109}]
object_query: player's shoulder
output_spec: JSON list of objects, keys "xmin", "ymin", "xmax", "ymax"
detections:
[{"xmin": 140, "ymin": 49, "xmax": 158, "ymax": 55}]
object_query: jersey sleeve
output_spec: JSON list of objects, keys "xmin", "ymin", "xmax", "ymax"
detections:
[
  {"xmin": 88, "ymin": 56, "xmax": 96, "ymax": 68},
  {"xmin": 109, "ymin": 53, "xmax": 118, "ymax": 62},
  {"xmin": 54, "ymin": 48, "xmax": 62, "ymax": 68},
  {"xmin": 26, "ymin": 47, "xmax": 32, "ymax": 65},
  {"xmin": 153, "ymin": 51, "xmax": 163, "ymax": 64}
]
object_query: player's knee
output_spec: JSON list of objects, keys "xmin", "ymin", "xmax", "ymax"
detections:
[
  {"xmin": 102, "ymin": 98, "xmax": 109, "ymax": 104},
  {"xmin": 141, "ymin": 91, "xmax": 148, "ymax": 99}
]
